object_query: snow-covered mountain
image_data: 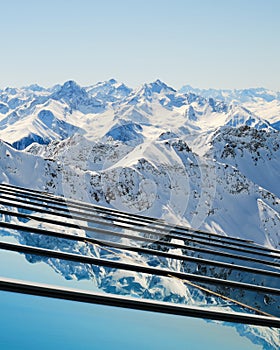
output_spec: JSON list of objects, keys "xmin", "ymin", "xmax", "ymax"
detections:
[
  {"xmin": 2, "ymin": 79, "xmax": 278, "ymax": 151},
  {"xmin": 0, "ymin": 78, "xmax": 279, "ymax": 247},
  {"xmin": 0, "ymin": 79, "xmax": 280, "ymax": 349},
  {"xmin": 85, "ymin": 78, "xmax": 132, "ymax": 103},
  {"xmin": 180, "ymin": 85, "xmax": 280, "ymax": 104},
  {"xmin": 180, "ymin": 85, "xmax": 280, "ymax": 130}
]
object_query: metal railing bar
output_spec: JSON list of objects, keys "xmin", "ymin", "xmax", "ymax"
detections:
[
  {"xmin": 1, "ymin": 188, "xmax": 273, "ymax": 254},
  {"xmin": 0, "ymin": 197, "xmax": 279, "ymax": 260},
  {"xmin": 1, "ymin": 241, "xmax": 280, "ymax": 295},
  {"xmin": 1, "ymin": 221, "xmax": 279, "ymax": 278},
  {"xmin": 1, "ymin": 209, "xmax": 279, "ymax": 268},
  {"xmin": 1, "ymin": 278, "xmax": 279, "ymax": 327},
  {"xmin": 0, "ymin": 183, "xmax": 257, "ymax": 244}
]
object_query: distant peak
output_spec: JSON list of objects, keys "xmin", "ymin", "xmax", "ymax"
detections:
[
  {"xmin": 62, "ymin": 80, "xmax": 81, "ymax": 89},
  {"xmin": 55, "ymin": 80, "xmax": 87, "ymax": 96},
  {"xmin": 24, "ymin": 83, "xmax": 45, "ymax": 92},
  {"xmin": 142, "ymin": 80, "xmax": 176, "ymax": 94},
  {"xmin": 153, "ymin": 79, "xmax": 165, "ymax": 85},
  {"xmin": 151, "ymin": 79, "xmax": 172, "ymax": 88},
  {"xmin": 108, "ymin": 78, "xmax": 117, "ymax": 84},
  {"xmin": 51, "ymin": 80, "xmax": 89, "ymax": 103},
  {"xmin": 4, "ymin": 87, "xmax": 18, "ymax": 94}
]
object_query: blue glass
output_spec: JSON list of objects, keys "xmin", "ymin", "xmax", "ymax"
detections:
[
  {"xmin": 0, "ymin": 291, "xmax": 268, "ymax": 350},
  {"xmin": 1, "ymin": 224, "xmax": 279, "ymax": 349}
]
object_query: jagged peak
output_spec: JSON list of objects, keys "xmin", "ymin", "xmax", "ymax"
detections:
[
  {"xmin": 60, "ymin": 80, "xmax": 83, "ymax": 91},
  {"xmin": 4, "ymin": 87, "xmax": 19, "ymax": 95},
  {"xmin": 108, "ymin": 78, "xmax": 117, "ymax": 84},
  {"xmin": 51, "ymin": 80, "xmax": 89, "ymax": 100},
  {"xmin": 142, "ymin": 79, "xmax": 176, "ymax": 94},
  {"xmin": 180, "ymin": 85, "xmax": 280, "ymax": 103},
  {"xmin": 92, "ymin": 78, "xmax": 118, "ymax": 88},
  {"xmin": 23, "ymin": 84, "xmax": 46, "ymax": 92},
  {"xmin": 129, "ymin": 80, "xmax": 177, "ymax": 102},
  {"xmin": 87, "ymin": 79, "xmax": 131, "ymax": 92}
]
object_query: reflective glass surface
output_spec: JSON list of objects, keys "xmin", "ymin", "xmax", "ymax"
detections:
[
  {"xmin": 0, "ymin": 187, "xmax": 279, "ymax": 350},
  {"xmin": 0, "ymin": 291, "xmax": 272, "ymax": 350}
]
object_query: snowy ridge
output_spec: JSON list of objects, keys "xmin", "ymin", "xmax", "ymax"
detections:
[
  {"xmin": 180, "ymin": 84, "xmax": 280, "ymax": 130},
  {"xmin": 1, "ymin": 79, "xmax": 279, "ymax": 150}
]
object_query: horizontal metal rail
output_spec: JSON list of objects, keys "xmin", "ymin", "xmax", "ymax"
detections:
[
  {"xmin": 1, "ymin": 197, "xmax": 279, "ymax": 261},
  {"xmin": 1, "ymin": 241, "xmax": 280, "ymax": 295},
  {"xmin": 1, "ymin": 278, "xmax": 279, "ymax": 327},
  {"xmin": 0, "ymin": 184, "xmax": 255, "ymax": 245},
  {"xmin": 1, "ymin": 208, "xmax": 280, "ymax": 269},
  {"xmin": 1, "ymin": 184, "xmax": 280, "ymax": 327},
  {"xmin": 0, "ymin": 183, "xmax": 167, "ymax": 223},
  {"xmin": 0, "ymin": 191, "xmax": 262, "ymax": 253},
  {"xmin": 0, "ymin": 183, "xmax": 257, "ymax": 245},
  {"xmin": 1, "ymin": 188, "xmax": 274, "ymax": 255},
  {"xmin": 1, "ymin": 221, "xmax": 279, "ymax": 279}
]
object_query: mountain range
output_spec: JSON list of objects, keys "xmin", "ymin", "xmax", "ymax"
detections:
[{"xmin": 0, "ymin": 79, "xmax": 279, "ymax": 248}]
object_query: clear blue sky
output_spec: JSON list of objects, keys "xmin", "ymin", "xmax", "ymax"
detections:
[{"xmin": 1, "ymin": 0, "xmax": 279, "ymax": 90}]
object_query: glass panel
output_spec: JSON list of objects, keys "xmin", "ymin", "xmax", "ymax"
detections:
[
  {"xmin": 0, "ymin": 249, "xmax": 99, "ymax": 292},
  {"xmin": 1, "ymin": 291, "xmax": 278, "ymax": 350},
  {"xmin": 1, "ymin": 205, "xmax": 279, "ymax": 349},
  {"xmin": 1, "ymin": 241, "xmax": 279, "ymax": 317}
]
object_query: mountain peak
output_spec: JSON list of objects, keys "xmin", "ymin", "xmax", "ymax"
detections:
[
  {"xmin": 147, "ymin": 79, "xmax": 176, "ymax": 93},
  {"xmin": 180, "ymin": 84, "xmax": 280, "ymax": 103},
  {"xmin": 52, "ymin": 80, "xmax": 88, "ymax": 100},
  {"xmin": 49, "ymin": 80, "xmax": 105, "ymax": 113},
  {"xmin": 137, "ymin": 80, "xmax": 176, "ymax": 98},
  {"xmin": 86, "ymin": 79, "xmax": 132, "ymax": 102},
  {"xmin": 23, "ymin": 84, "xmax": 46, "ymax": 92},
  {"xmin": 108, "ymin": 78, "xmax": 117, "ymax": 84},
  {"xmin": 61, "ymin": 80, "xmax": 82, "ymax": 91}
]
